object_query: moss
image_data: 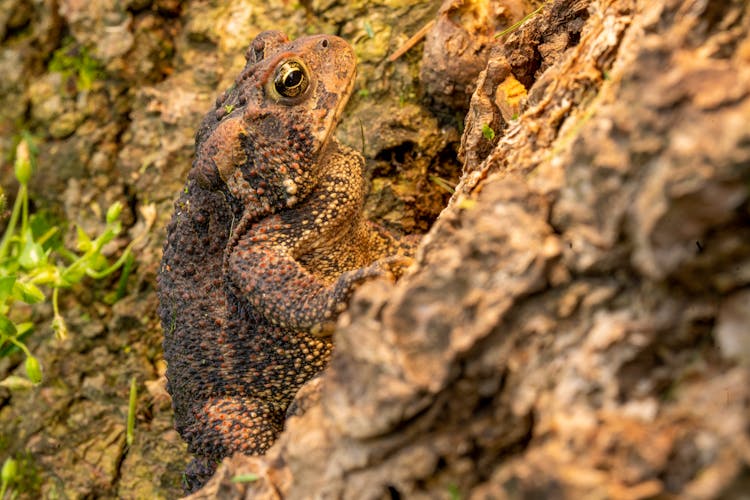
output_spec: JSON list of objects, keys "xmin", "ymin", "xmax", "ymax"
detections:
[
  {"xmin": 481, "ymin": 124, "xmax": 495, "ymax": 141},
  {"xmin": 7, "ymin": 452, "xmax": 42, "ymax": 497},
  {"xmin": 48, "ymin": 38, "xmax": 104, "ymax": 92}
]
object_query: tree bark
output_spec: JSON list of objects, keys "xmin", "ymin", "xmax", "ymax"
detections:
[{"xmin": 193, "ymin": 0, "xmax": 750, "ymax": 498}]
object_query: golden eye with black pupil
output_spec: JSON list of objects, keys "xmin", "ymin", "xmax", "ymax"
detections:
[{"xmin": 274, "ymin": 60, "xmax": 308, "ymax": 98}]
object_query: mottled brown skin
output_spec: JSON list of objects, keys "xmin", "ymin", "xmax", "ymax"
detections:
[{"xmin": 157, "ymin": 31, "xmax": 414, "ymax": 491}]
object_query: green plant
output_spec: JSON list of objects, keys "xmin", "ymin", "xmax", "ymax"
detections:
[
  {"xmin": 0, "ymin": 452, "xmax": 41, "ymax": 499},
  {"xmin": 0, "ymin": 135, "xmax": 134, "ymax": 387},
  {"xmin": 231, "ymin": 473, "xmax": 259, "ymax": 483},
  {"xmin": 429, "ymin": 175, "xmax": 456, "ymax": 194},
  {"xmin": 481, "ymin": 123, "xmax": 496, "ymax": 141},
  {"xmin": 126, "ymin": 376, "xmax": 137, "ymax": 447},
  {"xmin": 495, "ymin": 2, "xmax": 549, "ymax": 38},
  {"xmin": 364, "ymin": 21, "xmax": 375, "ymax": 39},
  {"xmin": 48, "ymin": 38, "xmax": 104, "ymax": 91},
  {"xmin": 1, "ymin": 457, "xmax": 17, "ymax": 499},
  {"xmin": 447, "ymin": 483, "xmax": 462, "ymax": 500}
]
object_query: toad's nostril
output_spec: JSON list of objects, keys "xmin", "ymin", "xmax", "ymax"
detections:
[{"xmin": 321, "ymin": 39, "xmax": 329, "ymax": 48}]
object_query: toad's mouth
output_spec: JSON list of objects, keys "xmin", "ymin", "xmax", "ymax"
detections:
[{"xmin": 317, "ymin": 67, "xmax": 357, "ymax": 153}]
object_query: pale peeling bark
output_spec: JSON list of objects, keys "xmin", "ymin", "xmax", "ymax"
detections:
[{"xmin": 194, "ymin": 0, "xmax": 750, "ymax": 498}]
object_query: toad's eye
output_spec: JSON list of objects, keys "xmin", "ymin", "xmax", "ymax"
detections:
[{"xmin": 273, "ymin": 60, "xmax": 309, "ymax": 98}]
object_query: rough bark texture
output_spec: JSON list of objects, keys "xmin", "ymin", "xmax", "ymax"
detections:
[
  {"xmin": 0, "ymin": 0, "xmax": 748, "ymax": 498},
  {"xmin": 192, "ymin": 0, "xmax": 750, "ymax": 498},
  {"xmin": 0, "ymin": 1, "xmax": 450, "ymax": 497}
]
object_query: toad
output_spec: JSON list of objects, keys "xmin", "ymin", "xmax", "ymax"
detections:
[{"xmin": 157, "ymin": 31, "xmax": 415, "ymax": 491}]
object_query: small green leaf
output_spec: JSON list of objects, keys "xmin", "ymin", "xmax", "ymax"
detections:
[
  {"xmin": 0, "ymin": 322, "xmax": 35, "ymax": 358},
  {"xmin": 18, "ymin": 235, "xmax": 46, "ymax": 269},
  {"xmin": 86, "ymin": 253, "xmax": 109, "ymax": 273},
  {"xmin": 28, "ymin": 264, "xmax": 60, "ymax": 286},
  {"xmin": 25, "ymin": 355, "xmax": 43, "ymax": 384},
  {"xmin": 15, "ymin": 322, "xmax": 34, "ymax": 336},
  {"xmin": 114, "ymin": 252, "xmax": 134, "ymax": 301},
  {"xmin": 13, "ymin": 281, "xmax": 46, "ymax": 304},
  {"xmin": 28, "ymin": 211, "xmax": 54, "ymax": 236},
  {"xmin": 76, "ymin": 226, "xmax": 93, "ymax": 252},
  {"xmin": 481, "ymin": 124, "xmax": 495, "ymax": 141},
  {"xmin": 0, "ymin": 315, "xmax": 17, "ymax": 337},
  {"xmin": 61, "ymin": 262, "xmax": 86, "ymax": 284},
  {"xmin": 0, "ymin": 276, "xmax": 16, "ymax": 302},
  {"xmin": 231, "ymin": 473, "xmax": 259, "ymax": 483},
  {"xmin": 1, "ymin": 457, "xmax": 18, "ymax": 485},
  {"xmin": 30, "ymin": 212, "xmax": 63, "ymax": 250},
  {"xmin": 106, "ymin": 202, "xmax": 123, "ymax": 224},
  {"xmin": 127, "ymin": 376, "xmax": 137, "ymax": 446}
]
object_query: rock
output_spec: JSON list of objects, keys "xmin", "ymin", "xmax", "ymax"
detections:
[
  {"xmin": 715, "ymin": 290, "xmax": 750, "ymax": 364},
  {"xmin": 420, "ymin": 0, "xmax": 527, "ymax": 110}
]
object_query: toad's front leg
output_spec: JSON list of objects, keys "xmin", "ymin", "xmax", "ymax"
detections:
[{"xmin": 227, "ymin": 217, "xmax": 408, "ymax": 334}]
